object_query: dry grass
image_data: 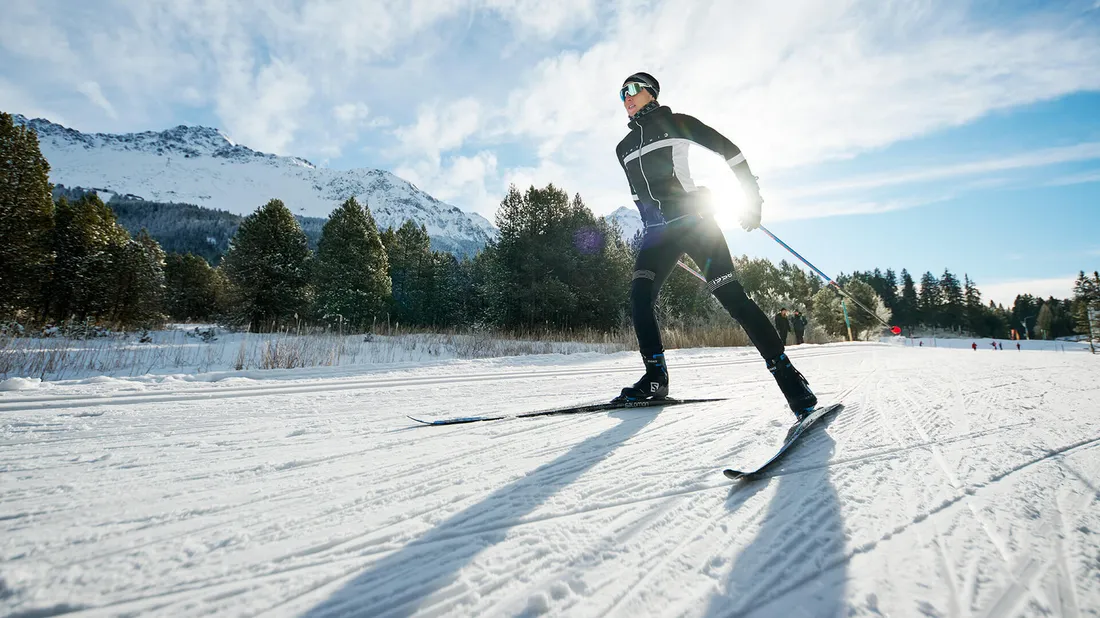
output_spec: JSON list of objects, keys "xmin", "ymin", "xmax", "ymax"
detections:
[{"xmin": 0, "ymin": 320, "xmax": 812, "ymax": 381}]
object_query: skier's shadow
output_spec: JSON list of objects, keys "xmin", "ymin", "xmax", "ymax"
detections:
[
  {"xmin": 705, "ymin": 414, "xmax": 847, "ymax": 617},
  {"xmin": 303, "ymin": 409, "xmax": 658, "ymax": 618}
]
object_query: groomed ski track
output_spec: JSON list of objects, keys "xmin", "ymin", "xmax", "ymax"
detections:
[{"xmin": 2, "ymin": 343, "xmax": 1099, "ymax": 617}]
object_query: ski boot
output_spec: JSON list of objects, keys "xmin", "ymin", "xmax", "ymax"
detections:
[
  {"xmin": 767, "ymin": 353, "xmax": 817, "ymax": 418},
  {"xmin": 612, "ymin": 353, "xmax": 669, "ymax": 403}
]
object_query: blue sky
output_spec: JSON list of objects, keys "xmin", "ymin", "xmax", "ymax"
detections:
[{"xmin": 2, "ymin": 0, "xmax": 1099, "ymax": 305}]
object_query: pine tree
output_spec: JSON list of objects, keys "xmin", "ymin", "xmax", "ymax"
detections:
[
  {"xmin": 733, "ymin": 257, "xmax": 786, "ymax": 315},
  {"xmin": 48, "ymin": 194, "xmax": 131, "ymax": 322},
  {"xmin": 898, "ymin": 269, "xmax": 918, "ymax": 332},
  {"xmin": 222, "ymin": 199, "xmax": 313, "ymax": 332},
  {"xmin": 0, "ymin": 112, "xmax": 55, "ymax": 319},
  {"xmin": 485, "ymin": 184, "xmax": 631, "ymax": 330},
  {"xmin": 108, "ymin": 229, "xmax": 167, "ymax": 327},
  {"xmin": 777, "ymin": 260, "xmax": 822, "ymax": 314},
  {"xmin": 940, "ymin": 269, "xmax": 964, "ymax": 332},
  {"xmin": 383, "ymin": 220, "xmax": 434, "ymax": 326},
  {"xmin": 881, "ymin": 268, "xmax": 899, "ymax": 314},
  {"xmin": 164, "ymin": 252, "xmax": 225, "ymax": 321},
  {"xmin": 1072, "ymin": 270, "xmax": 1100, "ymax": 353},
  {"xmin": 963, "ymin": 275, "xmax": 983, "ymax": 336},
  {"xmin": 314, "ymin": 197, "xmax": 391, "ymax": 331},
  {"xmin": 918, "ymin": 271, "xmax": 942, "ymax": 330}
]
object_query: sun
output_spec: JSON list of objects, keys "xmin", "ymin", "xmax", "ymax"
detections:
[{"xmin": 688, "ymin": 151, "xmax": 747, "ymax": 230}]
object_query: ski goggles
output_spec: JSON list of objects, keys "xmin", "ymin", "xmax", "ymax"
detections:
[{"xmin": 620, "ymin": 82, "xmax": 651, "ymax": 100}]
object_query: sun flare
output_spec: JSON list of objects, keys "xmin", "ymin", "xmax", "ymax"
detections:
[{"xmin": 688, "ymin": 150, "xmax": 748, "ymax": 230}]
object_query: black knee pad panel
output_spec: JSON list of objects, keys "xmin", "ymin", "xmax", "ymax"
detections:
[{"xmin": 708, "ymin": 275, "xmax": 750, "ymax": 315}]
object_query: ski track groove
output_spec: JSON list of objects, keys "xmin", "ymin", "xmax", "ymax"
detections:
[
  {"xmin": 872, "ymin": 370, "xmax": 964, "ymax": 618},
  {"xmin": 0, "ymin": 356, "xmax": 799, "ymax": 413},
  {"xmin": 7, "ymin": 346, "xmax": 1100, "ymax": 617},
  {"xmin": 601, "ymin": 367, "xmax": 878, "ymax": 616},
  {"xmin": 0, "ymin": 348, "xmax": 863, "ymax": 415},
  {"xmin": 1051, "ymin": 490, "xmax": 1082, "ymax": 618},
  {"xmin": 732, "ymin": 433, "xmax": 1100, "ymax": 618},
  {"xmin": 975, "ymin": 442, "xmax": 1100, "ymax": 618},
  {"xmin": 891, "ymin": 374, "xmax": 1015, "ymax": 564},
  {"xmin": 15, "ymin": 416, "xmax": 596, "ymax": 568}
]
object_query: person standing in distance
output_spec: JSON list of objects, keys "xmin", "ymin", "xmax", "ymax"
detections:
[
  {"xmin": 791, "ymin": 309, "xmax": 807, "ymax": 345},
  {"xmin": 774, "ymin": 307, "xmax": 791, "ymax": 345},
  {"xmin": 612, "ymin": 71, "xmax": 817, "ymax": 418}
]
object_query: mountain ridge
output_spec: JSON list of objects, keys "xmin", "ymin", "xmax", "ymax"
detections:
[{"xmin": 13, "ymin": 113, "xmax": 496, "ymax": 256}]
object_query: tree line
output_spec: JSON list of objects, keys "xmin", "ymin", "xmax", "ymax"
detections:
[
  {"xmin": 3, "ymin": 111, "xmax": 1098, "ymax": 343},
  {"xmin": 839, "ymin": 268, "xmax": 1099, "ymax": 341},
  {"xmin": 51, "ymin": 185, "xmax": 327, "ymax": 264}
]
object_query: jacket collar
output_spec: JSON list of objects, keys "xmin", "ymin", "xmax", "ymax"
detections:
[{"xmin": 627, "ymin": 103, "xmax": 669, "ymax": 129}]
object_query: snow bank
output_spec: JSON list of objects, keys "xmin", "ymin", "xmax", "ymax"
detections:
[{"xmin": 0, "ymin": 377, "xmax": 41, "ymax": 391}]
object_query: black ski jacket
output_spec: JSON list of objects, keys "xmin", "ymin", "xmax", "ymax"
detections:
[{"xmin": 616, "ymin": 105, "xmax": 758, "ymax": 227}]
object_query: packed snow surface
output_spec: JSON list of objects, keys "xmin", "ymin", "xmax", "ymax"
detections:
[{"xmin": 2, "ymin": 343, "xmax": 1099, "ymax": 617}]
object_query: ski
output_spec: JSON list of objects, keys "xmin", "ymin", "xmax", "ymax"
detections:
[
  {"xmin": 723, "ymin": 403, "xmax": 844, "ymax": 480},
  {"xmin": 408, "ymin": 397, "xmax": 727, "ymax": 426}
]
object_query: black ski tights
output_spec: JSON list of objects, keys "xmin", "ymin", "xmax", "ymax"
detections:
[{"xmin": 630, "ymin": 216, "xmax": 784, "ymax": 360}]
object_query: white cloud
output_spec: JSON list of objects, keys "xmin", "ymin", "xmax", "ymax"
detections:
[
  {"xmin": 483, "ymin": 0, "xmax": 599, "ymax": 39},
  {"xmin": 396, "ymin": 150, "xmax": 500, "ymax": 215},
  {"xmin": 778, "ymin": 142, "xmax": 1100, "ymax": 200},
  {"xmin": 492, "ymin": 0, "xmax": 1100, "ymax": 215},
  {"xmin": 394, "ymin": 98, "xmax": 483, "ymax": 160},
  {"xmin": 334, "ymin": 102, "xmax": 371, "ymax": 126},
  {"xmin": 3, "ymin": 0, "xmax": 1099, "ymax": 220},
  {"xmin": 981, "ymin": 276, "xmax": 1078, "ymax": 307},
  {"xmin": 0, "ymin": 76, "xmax": 66, "ymax": 124},
  {"xmin": 1046, "ymin": 169, "xmax": 1100, "ymax": 187},
  {"xmin": 766, "ymin": 193, "xmax": 954, "ymax": 224},
  {"xmin": 76, "ymin": 81, "xmax": 117, "ymax": 119},
  {"xmin": 215, "ymin": 57, "xmax": 313, "ymax": 155}
]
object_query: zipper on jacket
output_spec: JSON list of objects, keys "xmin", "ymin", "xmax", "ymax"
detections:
[{"xmin": 637, "ymin": 123, "xmax": 661, "ymax": 214}]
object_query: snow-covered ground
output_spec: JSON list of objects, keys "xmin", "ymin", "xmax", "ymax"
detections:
[
  {"xmin": 2, "ymin": 343, "xmax": 1099, "ymax": 617},
  {"xmin": 889, "ymin": 335, "xmax": 1095, "ymax": 353}
]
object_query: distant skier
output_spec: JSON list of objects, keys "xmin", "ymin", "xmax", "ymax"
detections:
[
  {"xmin": 991, "ymin": 341, "xmax": 997, "ymax": 350},
  {"xmin": 774, "ymin": 308, "xmax": 791, "ymax": 345},
  {"xmin": 972, "ymin": 342, "xmax": 977, "ymax": 351},
  {"xmin": 612, "ymin": 72, "xmax": 816, "ymax": 417},
  {"xmin": 791, "ymin": 310, "xmax": 807, "ymax": 345},
  {"xmin": 998, "ymin": 342, "xmax": 1003, "ymax": 350},
  {"xmin": 1017, "ymin": 342, "xmax": 1021, "ymax": 351}
]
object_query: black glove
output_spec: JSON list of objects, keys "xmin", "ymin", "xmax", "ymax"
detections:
[{"xmin": 740, "ymin": 189, "xmax": 763, "ymax": 232}]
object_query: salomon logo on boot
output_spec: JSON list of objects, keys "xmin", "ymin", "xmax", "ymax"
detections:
[{"xmin": 612, "ymin": 353, "xmax": 670, "ymax": 403}]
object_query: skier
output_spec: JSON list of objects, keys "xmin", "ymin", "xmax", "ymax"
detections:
[
  {"xmin": 972, "ymin": 342, "xmax": 977, "ymax": 351},
  {"xmin": 611, "ymin": 72, "xmax": 817, "ymax": 417},
  {"xmin": 774, "ymin": 308, "xmax": 791, "ymax": 344},
  {"xmin": 791, "ymin": 310, "xmax": 807, "ymax": 345},
  {"xmin": 1017, "ymin": 342, "xmax": 1021, "ymax": 351}
]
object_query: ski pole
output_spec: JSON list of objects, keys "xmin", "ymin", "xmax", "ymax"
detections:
[
  {"xmin": 676, "ymin": 260, "xmax": 706, "ymax": 282},
  {"xmin": 757, "ymin": 225, "xmax": 901, "ymax": 335}
]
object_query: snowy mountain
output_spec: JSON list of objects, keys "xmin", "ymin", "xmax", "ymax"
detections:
[
  {"xmin": 604, "ymin": 205, "xmax": 644, "ymax": 241},
  {"xmin": 14, "ymin": 114, "xmax": 497, "ymax": 256}
]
